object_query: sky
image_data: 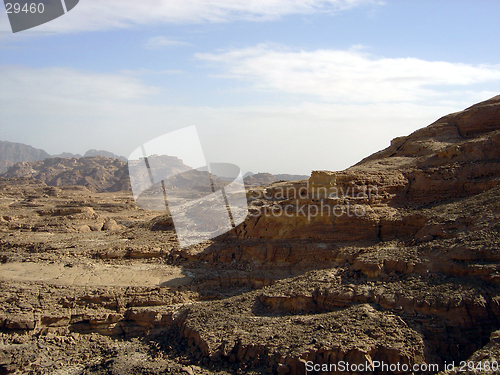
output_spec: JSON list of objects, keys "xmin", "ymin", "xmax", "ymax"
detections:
[{"xmin": 1, "ymin": 0, "xmax": 500, "ymax": 175}]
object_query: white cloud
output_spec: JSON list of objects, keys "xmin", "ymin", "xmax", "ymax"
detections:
[
  {"xmin": 0, "ymin": 0, "xmax": 376, "ymax": 34},
  {"xmin": 0, "ymin": 65, "xmax": 160, "ymax": 102},
  {"xmin": 144, "ymin": 36, "xmax": 191, "ymax": 50},
  {"xmin": 195, "ymin": 44, "xmax": 500, "ymax": 104}
]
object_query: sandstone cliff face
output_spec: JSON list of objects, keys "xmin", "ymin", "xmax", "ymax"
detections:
[{"xmin": 238, "ymin": 96, "xmax": 500, "ymax": 245}]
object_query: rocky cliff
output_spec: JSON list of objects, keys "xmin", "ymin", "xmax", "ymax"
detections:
[{"xmin": 238, "ymin": 95, "xmax": 500, "ymax": 242}]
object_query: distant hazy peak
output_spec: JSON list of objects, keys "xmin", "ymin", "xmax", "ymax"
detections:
[
  {"xmin": 0, "ymin": 140, "xmax": 51, "ymax": 162},
  {"xmin": 83, "ymin": 149, "xmax": 127, "ymax": 161}
]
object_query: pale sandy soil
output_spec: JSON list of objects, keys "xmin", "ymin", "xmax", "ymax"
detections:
[{"xmin": 0, "ymin": 261, "xmax": 192, "ymax": 287}]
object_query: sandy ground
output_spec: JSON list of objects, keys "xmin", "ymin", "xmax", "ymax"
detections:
[{"xmin": 0, "ymin": 261, "xmax": 192, "ymax": 287}]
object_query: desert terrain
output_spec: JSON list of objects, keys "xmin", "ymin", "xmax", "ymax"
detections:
[{"xmin": 1, "ymin": 95, "xmax": 500, "ymax": 374}]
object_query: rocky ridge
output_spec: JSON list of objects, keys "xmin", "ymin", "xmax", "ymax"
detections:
[
  {"xmin": 1, "ymin": 156, "xmax": 131, "ymax": 193},
  {"xmin": 0, "ymin": 141, "xmax": 128, "ymax": 174},
  {"xmin": 244, "ymin": 173, "xmax": 309, "ymax": 186},
  {"xmin": 1, "ymin": 154, "xmax": 307, "ymax": 194}
]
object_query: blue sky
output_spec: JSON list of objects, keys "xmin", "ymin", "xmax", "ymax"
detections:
[{"xmin": 1, "ymin": 0, "xmax": 500, "ymax": 174}]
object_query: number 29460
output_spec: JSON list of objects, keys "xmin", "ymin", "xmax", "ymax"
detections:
[{"xmin": 6, "ymin": 3, "xmax": 45, "ymax": 14}]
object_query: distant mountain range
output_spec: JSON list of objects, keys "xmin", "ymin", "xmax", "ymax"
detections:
[
  {"xmin": 0, "ymin": 140, "xmax": 308, "ymax": 191},
  {"xmin": 0, "ymin": 141, "xmax": 126, "ymax": 174},
  {"xmin": 2, "ymin": 155, "xmax": 131, "ymax": 192}
]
